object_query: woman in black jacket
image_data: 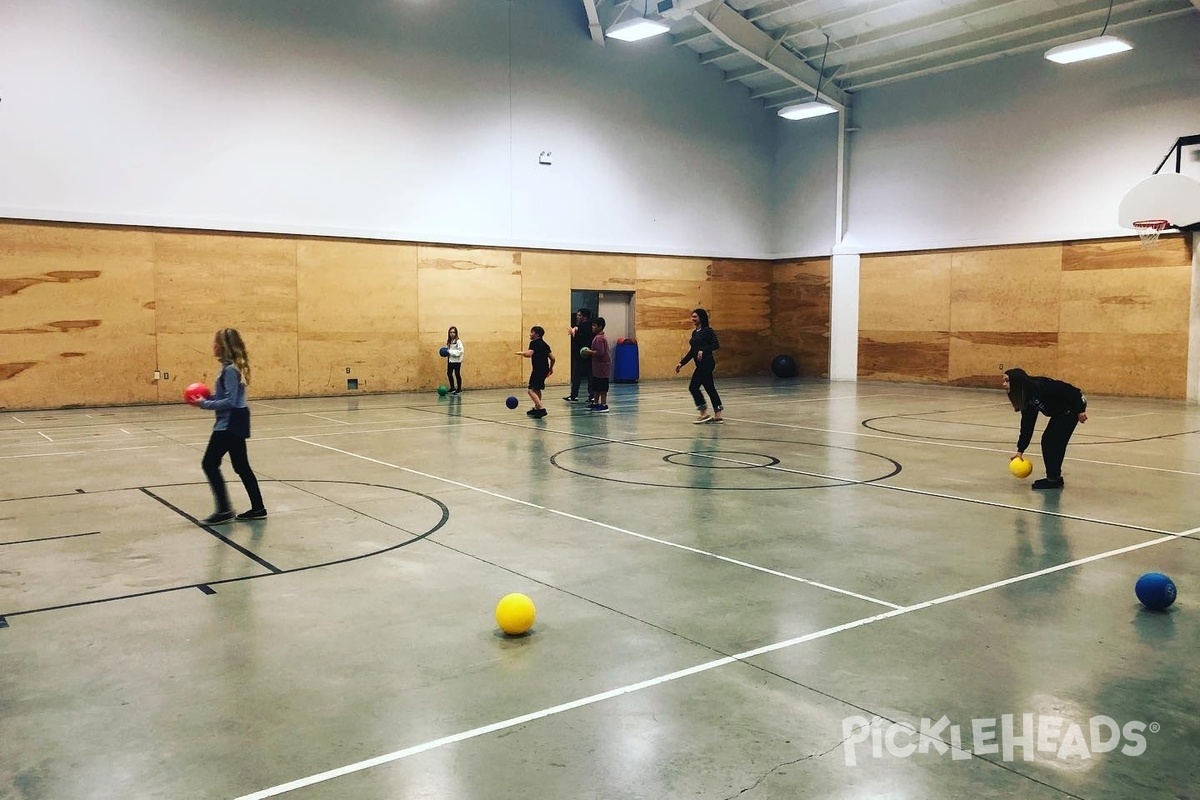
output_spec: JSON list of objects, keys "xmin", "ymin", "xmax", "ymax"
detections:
[
  {"xmin": 675, "ymin": 308, "xmax": 724, "ymax": 423},
  {"xmin": 1004, "ymin": 368, "xmax": 1088, "ymax": 489}
]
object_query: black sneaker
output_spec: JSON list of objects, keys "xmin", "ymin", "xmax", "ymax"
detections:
[
  {"xmin": 563, "ymin": 396, "xmax": 578, "ymax": 402},
  {"xmin": 236, "ymin": 508, "xmax": 268, "ymax": 520},
  {"xmin": 534, "ymin": 408, "xmax": 548, "ymax": 418},
  {"xmin": 202, "ymin": 511, "xmax": 235, "ymax": 525},
  {"xmin": 1032, "ymin": 477, "xmax": 1065, "ymax": 490},
  {"xmin": 526, "ymin": 408, "xmax": 538, "ymax": 416}
]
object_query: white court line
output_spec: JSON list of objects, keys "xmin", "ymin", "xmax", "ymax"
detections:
[
  {"xmin": 548, "ymin": 509, "xmax": 903, "ymax": 609},
  {"xmin": 291, "ymin": 438, "xmax": 899, "ymax": 608},
  {"xmin": 304, "ymin": 413, "xmax": 352, "ymax": 425},
  {"xmin": 233, "ymin": 522, "xmax": 1200, "ymax": 800},
  {"xmin": 37, "ymin": 432, "xmax": 52, "ymax": 442},
  {"xmin": 0, "ymin": 445, "xmax": 158, "ymax": 460},
  {"xmin": 11, "ymin": 417, "xmax": 25, "ymax": 424}
]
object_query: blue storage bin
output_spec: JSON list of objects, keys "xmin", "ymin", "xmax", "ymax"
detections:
[{"xmin": 613, "ymin": 341, "xmax": 639, "ymax": 383}]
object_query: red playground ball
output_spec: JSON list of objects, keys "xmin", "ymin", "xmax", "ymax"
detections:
[
  {"xmin": 184, "ymin": 383, "xmax": 211, "ymax": 404},
  {"xmin": 505, "ymin": 396, "xmax": 519, "ymax": 409}
]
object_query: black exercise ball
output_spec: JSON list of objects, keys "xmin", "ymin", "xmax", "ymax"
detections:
[{"xmin": 771, "ymin": 354, "xmax": 798, "ymax": 378}]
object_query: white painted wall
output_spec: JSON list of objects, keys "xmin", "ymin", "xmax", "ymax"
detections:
[
  {"xmin": 843, "ymin": 14, "xmax": 1200, "ymax": 254},
  {"xmin": 4, "ymin": 2, "xmax": 1195, "ymax": 260},
  {"xmin": 0, "ymin": 0, "xmax": 776, "ymax": 258},
  {"xmin": 771, "ymin": 112, "xmax": 841, "ymax": 256}
]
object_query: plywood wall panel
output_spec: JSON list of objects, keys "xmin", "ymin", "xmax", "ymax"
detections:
[
  {"xmin": 1058, "ymin": 332, "xmax": 1187, "ymax": 399},
  {"xmin": 153, "ymin": 232, "xmax": 298, "ymax": 334},
  {"xmin": 1060, "ymin": 265, "xmax": 1189, "ymax": 334},
  {"xmin": 0, "ymin": 223, "xmax": 157, "ymax": 409},
  {"xmin": 948, "ymin": 331, "xmax": 1058, "ymax": 388},
  {"xmin": 517, "ymin": 250, "xmax": 570, "ymax": 389},
  {"xmin": 1063, "ymin": 234, "xmax": 1191, "ymax": 271},
  {"xmin": 949, "ymin": 245, "xmax": 1062, "ymax": 332},
  {"xmin": 711, "ymin": 281, "xmax": 770, "ymax": 332},
  {"xmin": 297, "ymin": 240, "xmax": 417, "ymax": 334},
  {"xmin": 772, "ymin": 258, "xmax": 831, "ymax": 378},
  {"xmin": 859, "ymin": 331, "xmax": 950, "ymax": 383},
  {"xmin": 635, "ymin": 255, "xmax": 710, "ymax": 282},
  {"xmin": 297, "ymin": 333, "xmax": 407, "ymax": 396},
  {"xmin": 418, "ymin": 246, "xmax": 522, "ymax": 336},
  {"xmin": 635, "ymin": 282, "xmax": 713, "ymax": 330},
  {"xmin": 160, "ymin": 331, "xmax": 300, "ymax": 401},
  {"xmin": 714, "ymin": 329, "xmax": 772, "ymax": 376},
  {"xmin": 859, "ymin": 253, "xmax": 952, "ymax": 331},
  {"xmin": 573, "ymin": 252, "xmax": 636, "ymax": 289},
  {"xmin": 636, "ymin": 329, "xmax": 693, "ymax": 380},
  {"xmin": 711, "ymin": 259, "xmax": 772, "ymax": 283}
]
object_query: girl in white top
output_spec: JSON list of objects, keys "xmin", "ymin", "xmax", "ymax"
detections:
[{"xmin": 446, "ymin": 326, "xmax": 465, "ymax": 394}]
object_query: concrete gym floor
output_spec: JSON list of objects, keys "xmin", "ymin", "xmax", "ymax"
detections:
[{"xmin": 1, "ymin": 378, "xmax": 1198, "ymax": 800}]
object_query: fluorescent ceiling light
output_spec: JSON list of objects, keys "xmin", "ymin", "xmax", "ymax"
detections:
[
  {"xmin": 1044, "ymin": 34, "xmax": 1131, "ymax": 64},
  {"xmin": 777, "ymin": 101, "xmax": 838, "ymax": 121},
  {"xmin": 606, "ymin": 17, "xmax": 670, "ymax": 42}
]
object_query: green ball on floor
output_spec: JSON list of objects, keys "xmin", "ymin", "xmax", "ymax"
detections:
[{"xmin": 437, "ymin": 385, "xmax": 449, "ymax": 396}]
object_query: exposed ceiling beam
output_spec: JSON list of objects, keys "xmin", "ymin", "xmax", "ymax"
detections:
[
  {"xmin": 687, "ymin": 0, "xmax": 847, "ymax": 107},
  {"xmin": 723, "ymin": 64, "xmax": 771, "ymax": 82},
  {"xmin": 835, "ymin": 0, "xmax": 1172, "ymax": 82},
  {"xmin": 579, "ymin": 0, "xmax": 605, "ymax": 45},
  {"xmin": 798, "ymin": 0, "xmax": 1161, "ymax": 69},
  {"xmin": 844, "ymin": 8, "xmax": 1195, "ymax": 90}
]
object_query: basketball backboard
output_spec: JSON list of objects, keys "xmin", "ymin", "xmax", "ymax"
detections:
[{"xmin": 1118, "ymin": 135, "xmax": 1200, "ymax": 232}]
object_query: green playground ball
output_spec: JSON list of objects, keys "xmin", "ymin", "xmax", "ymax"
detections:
[
  {"xmin": 437, "ymin": 385, "xmax": 449, "ymax": 396},
  {"xmin": 579, "ymin": 346, "xmax": 591, "ymax": 358}
]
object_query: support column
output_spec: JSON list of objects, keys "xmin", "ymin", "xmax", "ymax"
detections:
[
  {"xmin": 829, "ymin": 251, "xmax": 860, "ymax": 382},
  {"xmin": 1188, "ymin": 232, "xmax": 1200, "ymax": 404}
]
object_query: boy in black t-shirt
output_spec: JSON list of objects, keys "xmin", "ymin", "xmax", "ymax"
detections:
[{"xmin": 516, "ymin": 326, "xmax": 555, "ymax": 418}]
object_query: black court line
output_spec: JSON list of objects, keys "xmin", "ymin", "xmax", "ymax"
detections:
[
  {"xmin": 0, "ymin": 480, "xmax": 449, "ymax": 622},
  {"xmin": 139, "ymin": 488, "xmax": 282, "ymax": 573},
  {"xmin": 0, "ymin": 531, "xmax": 101, "ymax": 547},
  {"xmin": 549, "ymin": 436, "xmax": 902, "ymax": 490}
]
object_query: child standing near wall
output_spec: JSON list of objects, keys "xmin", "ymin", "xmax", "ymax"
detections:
[
  {"xmin": 445, "ymin": 326, "xmax": 464, "ymax": 394},
  {"xmin": 516, "ymin": 326, "xmax": 555, "ymax": 418},
  {"xmin": 582, "ymin": 317, "xmax": 611, "ymax": 413},
  {"xmin": 188, "ymin": 328, "xmax": 267, "ymax": 524}
]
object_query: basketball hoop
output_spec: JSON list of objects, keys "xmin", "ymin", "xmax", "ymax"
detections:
[{"xmin": 1133, "ymin": 219, "xmax": 1169, "ymax": 249}]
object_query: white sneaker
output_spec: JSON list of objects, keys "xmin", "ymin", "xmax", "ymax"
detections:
[{"xmin": 692, "ymin": 414, "xmax": 711, "ymax": 424}]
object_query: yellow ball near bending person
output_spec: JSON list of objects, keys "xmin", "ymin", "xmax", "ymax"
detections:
[
  {"xmin": 1009, "ymin": 457, "xmax": 1034, "ymax": 479},
  {"xmin": 495, "ymin": 593, "xmax": 536, "ymax": 635}
]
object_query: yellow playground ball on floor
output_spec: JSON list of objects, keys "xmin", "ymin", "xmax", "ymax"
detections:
[
  {"xmin": 495, "ymin": 592, "xmax": 536, "ymax": 635},
  {"xmin": 1009, "ymin": 457, "xmax": 1034, "ymax": 479}
]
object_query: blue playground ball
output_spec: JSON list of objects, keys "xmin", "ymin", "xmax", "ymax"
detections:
[
  {"xmin": 505, "ymin": 396, "xmax": 519, "ymax": 409},
  {"xmin": 1135, "ymin": 572, "xmax": 1177, "ymax": 611},
  {"xmin": 439, "ymin": 346, "xmax": 450, "ymax": 357}
]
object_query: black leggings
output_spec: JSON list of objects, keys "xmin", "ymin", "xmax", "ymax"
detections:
[
  {"xmin": 571, "ymin": 358, "xmax": 592, "ymax": 399},
  {"xmin": 688, "ymin": 366, "xmax": 722, "ymax": 412},
  {"xmin": 446, "ymin": 362, "xmax": 462, "ymax": 391},
  {"xmin": 1040, "ymin": 414, "xmax": 1079, "ymax": 479},
  {"xmin": 202, "ymin": 431, "xmax": 264, "ymax": 513}
]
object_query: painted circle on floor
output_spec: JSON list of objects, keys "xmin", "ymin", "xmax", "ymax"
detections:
[{"xmin": 550, "ymin": 436, "xmax": 901, "ymax": 490}]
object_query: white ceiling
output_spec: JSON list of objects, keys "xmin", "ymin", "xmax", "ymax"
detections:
[{"xmin": 581, "ymin": 0, "xmax": 1199, "ymax": 112}]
